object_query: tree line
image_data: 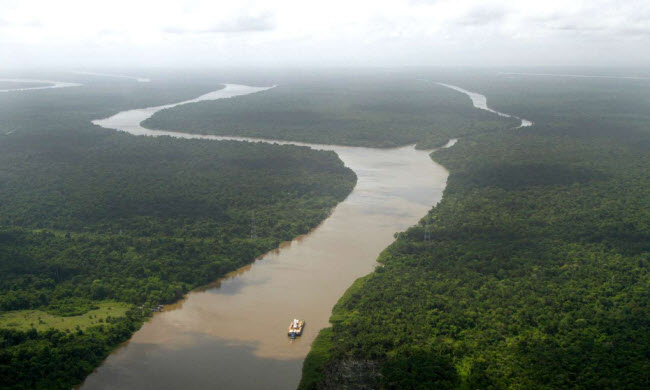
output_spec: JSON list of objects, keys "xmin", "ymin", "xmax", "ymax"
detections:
[
  {"xmin": 300, "ymin": 75, "xmax": 650, "ymax": 389},
  {"xmin": 0, "ymin": 124, "xmax": 356, "ymax": 389}
]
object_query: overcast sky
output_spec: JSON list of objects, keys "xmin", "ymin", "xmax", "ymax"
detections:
[{"xmin": 1, "ymin": 0, "xmax": 649, "ymax": 69}]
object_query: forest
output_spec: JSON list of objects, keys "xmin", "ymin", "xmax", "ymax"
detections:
[
  {"xmin": 299, "ymin": 75, "xmax": 650, "ymax": 389},
  {"xmin": 142, "ymin": 76, "xmax": 518, "ymax": 149},
  {"xmin": 2, "ymin": 71, "xmax": 648, "ymax": 389},
  {"xmin": 0, "ymin": 77, "xmax": 356, "ymax": 389}
]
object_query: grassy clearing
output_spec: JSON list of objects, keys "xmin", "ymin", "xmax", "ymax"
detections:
[{"xmin": 0, "ymin": 301, "xmax": 132, "ymax": 331}]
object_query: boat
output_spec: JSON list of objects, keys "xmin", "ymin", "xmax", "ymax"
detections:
[{"xmin": 288, "ymin": 319, "xmax": 305, "ymax": 339}]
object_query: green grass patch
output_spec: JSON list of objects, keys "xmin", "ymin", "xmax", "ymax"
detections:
[{"xmin": 0, "ymin": 301, "xmax": 132, "ymax": 331}]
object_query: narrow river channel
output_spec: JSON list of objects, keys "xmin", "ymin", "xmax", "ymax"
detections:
[
  {"xmin": 80, "ymin": 82, "xmax": 526, "ymax": 389},
  {"xmin": 0, "ymin": 78, "xmax": 81, "ymax": 92}
]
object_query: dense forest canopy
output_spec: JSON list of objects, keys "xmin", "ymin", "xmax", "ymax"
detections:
[
  {"xmin": 0, "ymin": 74, "xmax": 226, "ymax": 137},
  {"xmin": 0, "ymin": 130, "xmax": 355, "ymax": 316},
  {"xmin": 0, "ymin": 130, "xmax": 354, "ymax": 239},
  {"xmin": 0, "ymin": 75, "xmax": 356, "ymax": 389},
  {"xmin": 142, "ymin": 76, "xmax": 518, "ymax": 149},
  {"xmin": 300, "ymin": 74, "xmax": 650, "ymax": 389},
  {"xmin": 1, "ymin": 69, "xmax": 648, "ymax": 390}
]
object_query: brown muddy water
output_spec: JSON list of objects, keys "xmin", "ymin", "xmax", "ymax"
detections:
[{"xmin": 80, "ymin": 84, "xmax": 456, "ymax": 389}]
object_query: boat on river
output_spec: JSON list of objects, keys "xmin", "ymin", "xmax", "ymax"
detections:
[{"xmin": 288, "ymin": 319, "xmax": 305, "ymax": 339}]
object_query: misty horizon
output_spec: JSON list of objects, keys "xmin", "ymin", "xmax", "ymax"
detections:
[{"xmin": 2, "ymin": 0, "xmax": 650, "ymax": 69}]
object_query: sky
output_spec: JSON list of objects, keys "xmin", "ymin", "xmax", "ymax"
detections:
[{"xmin": 1, "ymin": 0, "xmax": 649, "ymax": 68}]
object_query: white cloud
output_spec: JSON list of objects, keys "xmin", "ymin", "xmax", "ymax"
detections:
[{"xmin": 0, "ymin": 0, "xmax": 648, "ymax": 67}]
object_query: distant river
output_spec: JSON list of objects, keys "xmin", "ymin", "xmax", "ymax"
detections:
[
  {"xmin": 80, "ymin": 82, "xmax": 519, "ymax": 389},
  {"xmin": 437, "ymin": 83, "xmax": 533, "ymax": 127},
  {"xmin": 0, "ymin": 78, "xmax": 81, "ymax": 92}
]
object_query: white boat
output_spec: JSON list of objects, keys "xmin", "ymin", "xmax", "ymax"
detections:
[{"xmin": 288, "ymin": 319, "xmax": 305, "ymax": 339}]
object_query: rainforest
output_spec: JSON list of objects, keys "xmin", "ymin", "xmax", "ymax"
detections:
[
  {"xmin": 0, "ymin": 69, "xmax": 648, "ymax": 390},
  {"xmin": 299, "ymin": 73, "xmax": 650, "ymax": 389}
]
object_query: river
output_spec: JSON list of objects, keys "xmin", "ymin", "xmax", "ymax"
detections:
[
  {"xmin": 0, "ymin": 78, "xmax": 81, "ymax": 92},
  {"xmin": 437, "ymin": 83, "xmax": 533, "ymax": 127},
  {"xmin": 80, "ymin": 82, "xmax": 526, "ymax": 389}
]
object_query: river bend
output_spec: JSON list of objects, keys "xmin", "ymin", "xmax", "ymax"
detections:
[
  {"xmin": 437, "ymin": 82, "xmax": 533, "ymax": 127},
  {"xmin": 0, "ymin": 78, "xmax": 81, "ymax": 92},
  {"xmin": 81, "ymin": 83, "xmax": 464, "ymax": 389}
]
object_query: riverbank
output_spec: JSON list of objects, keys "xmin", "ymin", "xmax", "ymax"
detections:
[
  {"xmin": 0, "ymin": 78, "xmax": 533, "ymax": 389},
  {"xmin": 0, "ymin": 92, "xmax": 356, "ymax": 389},
  {"xmin": 80, "ymin": 82, "xmax": 526, "ymax": 389},
  {"xmin": 0, "ymin": 78, "xmax": 81, "ymax": 92},
  {"xmin": 80, "ymin": 84, "xmax": 456, "ymax": 389},
  {"xmin": 140, "ymin": 79, "xmax": 518, "ymax": 149},
  {"xmin": 298, "ymin": 78, "xmax": 649, "ymax": 389}
]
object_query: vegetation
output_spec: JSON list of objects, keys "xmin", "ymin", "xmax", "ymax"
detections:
[
  {"xmin": 0, "ymin": 302, "xmax": 131, "ymax": 332},
  {"xmin": 3, "ymin": 70, "xmax": 648, "ymax": 389},
  {"xmin": 0, "ymin": 130, "xmax": 355, "ymax": 241},
  {"xmin": 300, "ymin": 75, "xmax": 650, "ymax": 389},
  {"xmin": 0, "ymin": 309, "xmax": 145, "ymax": 389},
  {"xmin": 0, "ymin": 74, "xmax": 225, "ymax": 137},
  {"xmin": 143, "ymin": 77, "xmax": 517, "ymax": 149},
  {"xmin": 0, "ymin": 77, "xmax": 356, "ymax": 389}
]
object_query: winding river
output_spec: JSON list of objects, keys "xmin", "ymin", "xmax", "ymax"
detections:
[
  {"xmin": 80, "ymin": 83, "xmax": 527, "ymax": 389},
  {"xmin": 72, "ymin": 71, "xmax": 151, "ymax": 83},
  {"xmin": 437, "ymin": 83, "xmax": 533, "ymax": 127},
  {"xmin": 0, "ymin": 78, "xmax": 81, "ymax": 92}
]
